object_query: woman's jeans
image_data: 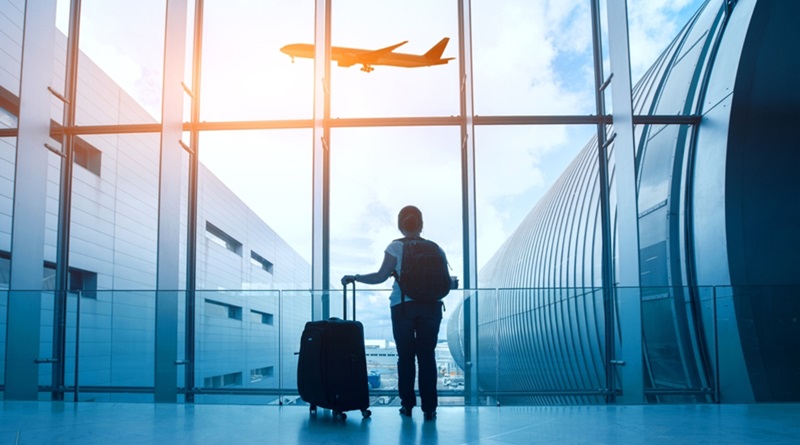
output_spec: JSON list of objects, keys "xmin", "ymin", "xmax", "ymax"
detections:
[{"xmin": 391, "ymin": 301, "xmax": 443, "ymax": 413}]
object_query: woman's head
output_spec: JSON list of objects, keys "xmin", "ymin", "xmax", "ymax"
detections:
[{"xmin": 398, "ymin": 205, "xmax": 423, "ymax": 235}]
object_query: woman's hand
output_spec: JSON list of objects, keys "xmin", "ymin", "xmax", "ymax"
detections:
[{"xmin": 341, "ymin": 275, "xmax": 357, "ymax": 285}]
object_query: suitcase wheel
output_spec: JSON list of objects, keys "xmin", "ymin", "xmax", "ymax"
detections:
[
  {"xmin": 309, "ymin": 405, "xmax": 317, "ymax": 415},
  {"xmin": 361, "ymin": 409, "xmax": 372, "ymax": 418},
  {"xmin": 333, "ymin": 410, "xmax": 346, "ymax": 420}
]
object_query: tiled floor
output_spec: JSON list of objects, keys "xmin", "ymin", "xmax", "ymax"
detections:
[{"xmin": 2, "ymin": 401, "xmax": 800, "ymax": 444}]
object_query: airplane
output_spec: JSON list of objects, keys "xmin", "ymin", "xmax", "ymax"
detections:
[{"xmin": 280, "ymin": 37, "xmax": 454, "ymax": 72}]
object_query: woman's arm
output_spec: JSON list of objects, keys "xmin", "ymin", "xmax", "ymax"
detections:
[{"xmin": 341, "ymin": 252, "xmax": 397, "ymax": 285}]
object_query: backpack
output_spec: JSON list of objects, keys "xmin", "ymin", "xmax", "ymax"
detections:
[{"xmin": 396, "ymin": 237, "xmax": 451, "ymax": 303}]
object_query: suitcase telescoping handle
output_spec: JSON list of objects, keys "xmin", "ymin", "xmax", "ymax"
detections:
[{"xmin": 343, "ymin": 281, "xmax": 356, "ymax": 321}]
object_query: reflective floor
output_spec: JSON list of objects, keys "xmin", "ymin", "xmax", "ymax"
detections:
[{"xmin": 2, "ymin": 401, "xmax": 800, "ymax": 444}]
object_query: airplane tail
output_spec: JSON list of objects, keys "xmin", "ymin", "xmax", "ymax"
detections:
[{"xmin": 423, "ymin": 37, "xmax": 450, "ymax": 61}]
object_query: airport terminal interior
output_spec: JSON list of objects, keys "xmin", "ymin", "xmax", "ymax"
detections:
[{"xmin": 1, "ymin": 0, "xmax": 799, "ymax": 443}]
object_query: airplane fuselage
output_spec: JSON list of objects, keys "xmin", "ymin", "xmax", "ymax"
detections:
[{"xmin": 280, "ymin": 38, "xmax": 453, "ymax": 72}]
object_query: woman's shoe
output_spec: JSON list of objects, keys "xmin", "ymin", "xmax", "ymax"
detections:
[{"xmin": 399, "ymin": 406, "xmax": 413, "ymax": 417}]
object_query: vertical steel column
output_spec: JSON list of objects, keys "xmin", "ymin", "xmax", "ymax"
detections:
[
  {"xmin": 605, "ymin": 0, "xmax": 643, "ymax": 404},
  {"xmin": 154, "ymin": 0, "xmax": 188, "ymax": 403},
  {"xmin": 5, "ymin": 0, "xmax": 58, "ymax": 401},
  {"xmin": 183, "ymin": 0, "xmax": 205, "ymax": 404},
  {"xmin": 590, "ymin": 0, "xmax": 617, "ymax": 403},
  {"xmin": 311, "ymin": 0, "xmax": 331, "ymax": 321},
  {"xmin": 457, "ymin": 0, "xmax": 479, "ymax": 405},
  {"xmin": 51, "ymin": 0, "xmax": 82, "ymax": 402}
]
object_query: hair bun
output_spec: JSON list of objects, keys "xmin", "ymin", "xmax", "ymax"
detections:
[{"xmin": 398, "ymin": 205, "xmax": 423, "ymax": 232}]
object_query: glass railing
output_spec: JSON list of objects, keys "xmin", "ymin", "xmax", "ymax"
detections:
[
  {"xmin": 1, "ymin": 285, "xmax": 797, "ymax": 405},
  {"xmin": 473, "ymin": 287, "xmax": 609, "ymax": 405}
]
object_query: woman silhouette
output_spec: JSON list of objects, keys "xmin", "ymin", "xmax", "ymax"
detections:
[{"xmin": 342, "ymin": 205, "xmax": 445, "ymax": 420}]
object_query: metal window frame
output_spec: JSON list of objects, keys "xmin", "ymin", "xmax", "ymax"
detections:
[{"xmin": 3, "ymin": 0, "xmax": 706, "ymax": 404}]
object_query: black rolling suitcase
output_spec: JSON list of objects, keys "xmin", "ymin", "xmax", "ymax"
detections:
[{"xmin": 297, "ymin": 282, "xmax": 371, "ymax": 420}]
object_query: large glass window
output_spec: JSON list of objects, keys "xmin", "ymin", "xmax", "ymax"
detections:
[
  {"xmin": 329, "ymin": 126, "xmax": 462, "ymax": 330},
  {"xmin": 475, "ymin": 125, "xmax": 594, "ymax": 277},
  {"xmin": 0, "ymin": 0, "xmax": 739, "ymax": 405},
  {"xmin": 197, "ymin": 129, "xmax": 313, "ymax": 286},
  {"xmin": 75, "ymin": 0, "xmax": 167, "ymax": 125},
  {"xmin": 472, "ymin": 0, "xmax": 596, "ymax": 116},
  {"xmin": 330, "ymin": 1, "xmax": 459, "ymax": 118},
  {"xmin": 200, "ymin": 1, "xmax": 314, "ymax": 122}
]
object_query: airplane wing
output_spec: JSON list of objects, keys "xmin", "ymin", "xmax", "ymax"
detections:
[
  {"xmin": 358, "ymin": 41, "xmax": 408, "ymax": 62},
  {"xmin": 333, "ymin": 41, "xmax": 408, "ymax": 68}
]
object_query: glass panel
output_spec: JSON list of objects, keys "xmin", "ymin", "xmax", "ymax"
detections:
[
  {"xmin": 35, "ymin": 290, "xmax": 55, "ymax": 400},
  {"xmin": 341, "ymin": 288, "xmax": 466, "ymax": 407},
  {"xmin": 1, "ymin": 0, "xmax": 23, "ymax": 125},
  {"xmin": 197, "ymin": 129, "xmax": 313, "ymax": 272},
  {"xmin": 193, "ymin": 129, "xmax": 312, "ymax": 402},
  {"xmin": 472, "ymin": 0, "xmax": 596, "ymax": 116},
  {"xmin": 194, "ymin": 290, "xmax": 289, "ymax": 404},
  {"xmin": 69, "ymin": 133, "xmax": 160, "ymax": 290},
  {"xmin": 724, "ymin": 285, "xmax": 800, "ymax": 403},
  {"xmin": 200, "ymin": 1, "xmax": 314, "ymax": 121},
  {"xmin": 170, "ymin": 290, "xmax": 308, "ymax": 405},
  {"xmin": 696, "ymin": 285, "xmax": 717, "ymax": 400},
  {"xmin": 438, "ymin": 290, "xmax": 466, "ymax": 405},
  {"xmin": 465, "ymin": 285, "xmax": 722, "ymax": 405},
  {"xmin": 625, "ymin": 0, "xmax": 708, "ymax": 83},
  {"xmin": 182, "ymin": 0, "xmax": 196, "ymax": 124},
  {"xmin": 75, "ymin": 0, "xmax": 167, "ymax": 125},
  {"xmin": 330, "ymin": 125, "xmax": 463, "ymax": 297},
  {"xmin": 613, "ymin": 285, "xmax": 718, "ymax": 404},
  {"xmin": 52, "ymin": 0, "xmax": 73, "ymax": 130},
  {"xmin": 598, "ymin": 0, "xmax": 611, "ymax": 111},
  {"xmin": 55, "ymin": 0, "xmax": 70, "ymax": 37},
  {"xmin": 475, "ymin": 287, "xmax": 607, "ymax": 404},
  {"xmin": 0, "ymin": 137, "xmax": 14, "ymax": 255},
  {"xmin": 329, "ymin": 126, "xmax": 463, "ymax": 404},
  {"xmin": 475, "ymin": 125, "xmax": 595, "ymax": 279},
  {"xmin": 280, "ymin": 289, "xmax": 313, "ymax": 402},
  {"xmin": 67, "ymin": 290, "xmax": 156, "ymax": 401},
  {"xmin": 636, "ymin": 124, "xmax": 693, "ymax": 213},
  {"xmin": 59, "ymin": 119, "xmax": 168, "ymax": 399},
  {"xmin": 329, "ymin": 1, "xmax": 459, "ymax": 118}
]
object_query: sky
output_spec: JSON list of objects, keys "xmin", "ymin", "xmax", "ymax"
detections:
[{"xmin": 56, "ymin": 0, "xmax": 706, "ymax": 341}]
